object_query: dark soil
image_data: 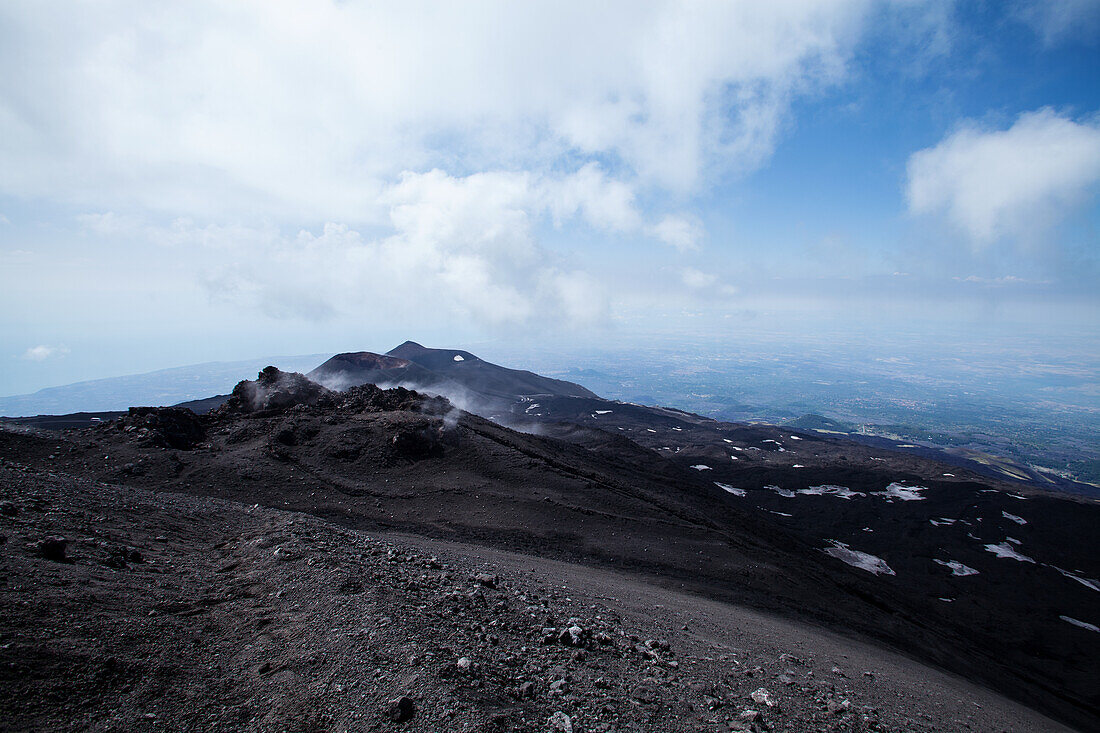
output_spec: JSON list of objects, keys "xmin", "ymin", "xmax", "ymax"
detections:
[{"xmin": 0, "ymin": 367, "xmax": 1096, "ymax": 731}]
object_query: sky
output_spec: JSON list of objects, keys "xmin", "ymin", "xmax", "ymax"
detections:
[{"xmin": 1, "ymin": 0, "xmax": 1099, "ymax": 396}]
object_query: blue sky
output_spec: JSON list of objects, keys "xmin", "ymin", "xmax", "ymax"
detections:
[{"xmin": 1, "ymin": 1, "xmax": 1098, "ymax": 396}]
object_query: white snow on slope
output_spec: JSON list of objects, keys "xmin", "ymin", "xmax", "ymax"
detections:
[
  {"xmin": 984, "ymin": 542, "xmax": 1035, "ymax": 563},
  {"xmin": 1060, "ymin": 616, "xmax": 1099, "ymax": 632},
  {"xmin": 764, "ymin": 485, "xmax": 796, "ymax": 498},
  {"xmin": 595, "ymin": 410, "xmax": 613, "ymax": 415},
  {"xmin": 1050, "ymin": 566, "xmax": 1100, "ymax": 592},
  {"xmin": 823, "ymin": 541, "xmax": 895, "ymax": 576},
  {"xmin": 453, "ymin": 354, "xmax": 464, "ymax": 361},
  {"xmin": 714, "ymin": 482, "xmax": 746, "ymax": 497},
  {"xmin": 929, "ymin": 518, "xmax": 956, "ymax": 527},
  {"xmin": 933, "ymin": 559, "xmax": 979, "ymax": 576},
  {"xmin": 1001, "ymin": 510, "xmax": 1027, "ymax": 525},
  {"xmin": 882, "ymin": 483, "xmax": 927, "ymax": 501},
  {"xmin": 800, "ymin": 485, "xmax": 865, "ymax": 500},
  {"xmin": 691, "ymin": 464, "xmax": 712, "ymax": 471}
]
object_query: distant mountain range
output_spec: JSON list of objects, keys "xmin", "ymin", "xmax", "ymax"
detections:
[{"xmin": 0, "ymin": 355, "xmax": 330, "ymax": 417}]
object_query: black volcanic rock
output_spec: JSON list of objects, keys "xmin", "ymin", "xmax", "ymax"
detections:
[
  {"xmin": 222, "ymin": 366, "xmax": 334, "ymax": 414},
  {"xmin": 122, "ymin": 406, "xmax": 206, "ymax": 450},
  {"xmin": 309, "ymin": 351, "xmax": 447, "ymax": 392}
]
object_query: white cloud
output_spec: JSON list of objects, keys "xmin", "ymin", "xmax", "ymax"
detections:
[
  {"xmin": 680, "ymin": 266, "xmax": 737, "ymax": 298},
  {"xmin": 954, "ymin": 275, "xmax": 1051, "ymax": 286},
  {"xmin": 651, "ymin": 215, "xmax": 704, "ymax": 252},
  {"xmin": 0, "ymin": 1, "xmax": 872, "ymax": 219},
  {"xmin": 22, "ymin": 345, "xmax": 69, "ymax": 361},
  {"xmin": 906, "ymin": 109, "xmax": 1100, "ymax": 245},
  {"xmin": 681, "ymin": 267, "xmax": 717, "ymax": 289},
  {"xmin": 97, "ymin": 167, "xmax": 641, "ymax": 329},
  {"xmin": 1015, "ymin": 0, "xmax": 1100, "ymax": 46}
]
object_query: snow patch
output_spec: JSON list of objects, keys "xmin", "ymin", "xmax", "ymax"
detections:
[
  {"xmin": 800, "ymin": 485, "xmax": 865, "ymax": 500},
  {"xmin": 1050, "ymin": 566, "xmax": 1100, "ymax": 593},
  {"xmin": 764, "ymin": 485, "xmax": 796, "ymax": 498},
  {"xmin": 933, "ymin": 559, "xmax": 979, "ymax": 576},
  {"xmin": 881, "ymin": 483, "xmax": 928, "ymax": 501},
  {"xmin": 791, "ymin": 464, "xmax": 804, "ymax": 468},
  {"xmin": 1060, "ymin": 616, "xmax": 1099, "ymax": 632},
  {"xmin": 823, "ymin": 541, "xmax": 895, "ymax": 576},
  {"xmin": 984, "ymin": 542, "xmax": 1035, "ymax": 563},
  {"xmin": 929, "ymin": 518, "xmax": 956, "ymax": 527},
  {"xmin": 789, "ymin": 435, "xmax": 802, "ymax": 440},
  {"xmin": 714, "ymin": 482, "xmax": 746, "ymax": 497},
  {"xmin": 1001, "ymin": 510, "xmax": 1027, "ymax": 525},
  {"xmin": 594, "ymin": 410, "xmax": 612, "ymax": 415},
  {"xmin": 690, "ymin": 464, "xmax": 712, "ymax": 471},
  {"xmin": 452, "ymin": 354, "xmax": 464, "ymax": 361}
]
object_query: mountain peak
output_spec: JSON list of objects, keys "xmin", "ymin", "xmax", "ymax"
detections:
[{"xmin": 386, "ymin": 340, "xmax": 429, "ymax": 357}]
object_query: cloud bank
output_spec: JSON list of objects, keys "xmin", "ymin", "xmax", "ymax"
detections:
[
  {"xmin": 906, "ymin": 109, "xmax": 1100, "ymax": 246},
  {"xmin": 0, "ymin": 0, "xmax": 886, "ymax": 331},
  {"xmin": 0, "ymin": 0, "xmax": 868, "ymax": 217}
]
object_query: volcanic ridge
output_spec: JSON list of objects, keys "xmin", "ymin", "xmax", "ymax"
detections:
[{"xmin": 1, "ymin": 343, "xmax": 1097, "ymax": 732}]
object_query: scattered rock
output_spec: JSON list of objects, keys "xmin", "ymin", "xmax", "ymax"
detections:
[
  {"xmin": 548, "ymin": 711, "xmax": 573, "ymax": 732},
  {"xmin": 386, "ymin": 696, "xmax": 416, "ymax": 723},
  {"xmin": 32, "ymin": 536, "xmax": 68, "ymax": 563},
  {"xmin": 750, "ymin": 688, "xmax": 776, "ymax": 707},
  {"xmin": 474, "ymin": 573, "xmax": 498, "ymax": 588},
  {"xmin": 630, "ymin": 681, "xmax": 660, "ymax": 704}
]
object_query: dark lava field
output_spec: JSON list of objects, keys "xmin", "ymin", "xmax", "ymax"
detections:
[{"xmin": 1, "ymin": 343, "xmax": 1097, "ymax": 732}]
